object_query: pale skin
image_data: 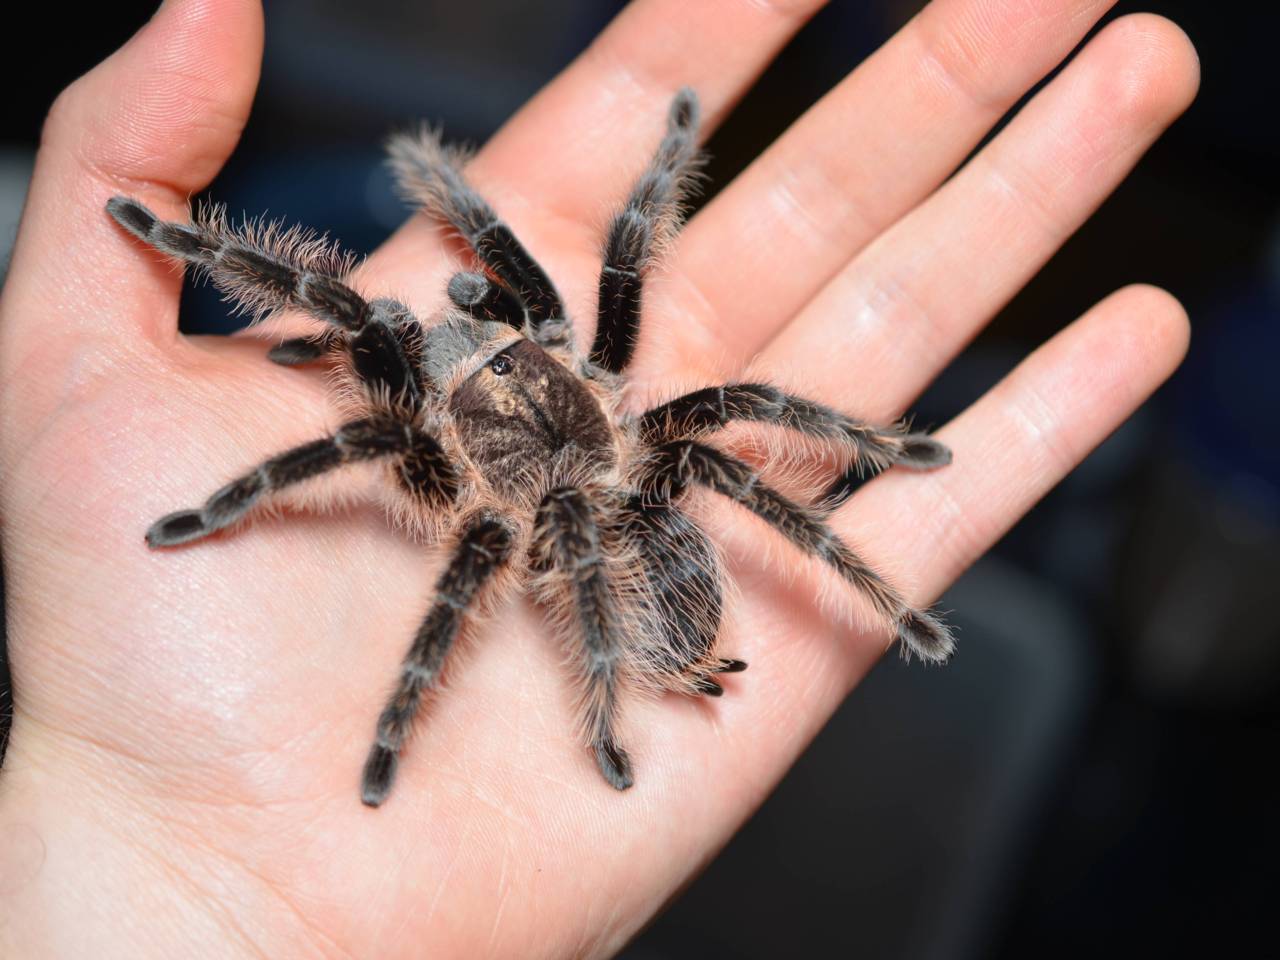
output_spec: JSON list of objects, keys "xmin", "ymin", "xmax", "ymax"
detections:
[{"xmin": 0, "ymin": 0, "xmax": 1197, "ymax": 956}]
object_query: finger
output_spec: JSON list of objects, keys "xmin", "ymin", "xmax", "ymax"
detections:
[
  {"xmin": 845, "ymin": 284, "xmax": 1189, "ymax": 610},
  {"xmin": 758, "ymin": 13, "xmax": 1199, "ymax": 420},
  {"xmin": 667, "ymin": 284, "xmax": 1187, "ymax": 879},
  {"xmin": 369, "ymin": 0, "xmax": 828, "ymax": 297},
  {"xmin": 589, "ymin": 283, "xmax": 1189, "ymax": 915},
  {"xmin": 719, "ymin": 286, "xmax": 1186, "ymax": 776},
  {"xmin": 478, "ymin": 0, "xmax": 828, "ymax": 202},
  {"xmin": 656, "ymin": 0, "xmax": 1118, "ymax": 366},
  {"xmin": 0, "ymin": 0, "xmax": 263, "ymax": 350}
]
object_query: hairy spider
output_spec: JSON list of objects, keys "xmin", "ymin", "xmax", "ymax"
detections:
[{"xmin": 105, "ymin": 88, "xmax": 954, "ymax": 806}]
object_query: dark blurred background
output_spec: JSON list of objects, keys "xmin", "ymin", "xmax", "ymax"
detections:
[{"xmin": 1, "ymin": 2, "xmax": 1276, "ymax": 957}]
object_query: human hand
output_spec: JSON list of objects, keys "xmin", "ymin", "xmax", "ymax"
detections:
[{"xmin": 0, "ymin": 0, "xmax": 1196, "ymax": 956}]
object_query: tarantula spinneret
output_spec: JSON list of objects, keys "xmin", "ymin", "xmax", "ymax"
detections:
[{"xmin": 106, "ymin": 88, "xmax": 954, "ymax": 806}]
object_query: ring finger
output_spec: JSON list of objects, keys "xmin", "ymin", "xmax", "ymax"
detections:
[
  {"xmin": 753, "ymin": 13, "xmax": 1199, "ymax": 420},
  {"xmin": 652, "ymin": 0, "xmax": 1119, "ymax": 372}
]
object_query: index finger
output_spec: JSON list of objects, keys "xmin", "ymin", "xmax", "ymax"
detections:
[{"xmin": 369, "ymin": 0, "xmax": 830, "ymax": 303}]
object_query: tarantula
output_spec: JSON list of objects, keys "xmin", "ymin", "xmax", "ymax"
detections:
[{"xmin": 105, "ymin": 89, "xmax": 954, "ymax": 806}]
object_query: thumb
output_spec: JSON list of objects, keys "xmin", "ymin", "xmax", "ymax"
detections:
[{"xmin": 1, "ymin": 0, "xmax": 263, "ymax": 350}]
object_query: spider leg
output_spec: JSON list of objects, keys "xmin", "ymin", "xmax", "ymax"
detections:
[
  {"xmin": 106, "ymin": 197, "xmax": 370, "ymax": 332},
  {"xmin": 591, "ymin": 87, "xmax": 703, "ymax": 374},
  {"xmin": 621, "ymin": 495, "xmax": 738, "ymax": 692},
  {"xmin": 347, "ymin": 307, "xmax": 429, "ymax": 412},
  {"xmin": 639, "ymin": 383, "xmax": 950, "ymax": 499},
  {"xmin": 267, "ymin": 329, "xmax": 345, "ymax": 366},
  {"xmin": 645, "ymin": 441, "xmax": 955, "ymax": 664},
  {"xmin": 386, "ymin": 133, "xmax": 565, "ymax": 343},
  {"xmin": 446, "ymin": 271, "xmax": 527, "ymax": 330},
  {"xmin": 361, "ymin": 514, "xmax": 514, "ymax": 806},
  {"xmin": 107, "ymin": 196, "xmax": 431, "ymax": 399},
  {"xmin": 819, "ymin": 447, "xmax": 950, "ymax": 509},
  {"xmin": 146, "ymin": 418, "xmax": 455, "ymax": 547},
  {"xmin": 531, "ymin": 487, "xmax": 634, "ymax": 790},
  {"xmin": 271, "ymin": 316, "xmax": 429, "ymax": 418}
]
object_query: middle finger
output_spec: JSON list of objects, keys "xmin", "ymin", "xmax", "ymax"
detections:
[
  {"xmin": 759, "ymin": 13, "xmax": 1199, "ymax": 421},
  {"xmin": 645, "ymin": 0, "xmax": 1117, "ymax": 372}
]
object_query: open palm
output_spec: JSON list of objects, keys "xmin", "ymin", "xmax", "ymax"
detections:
[{"xmin": 0, "ymin": 0, "xmax": 1196, "ymax": 956}]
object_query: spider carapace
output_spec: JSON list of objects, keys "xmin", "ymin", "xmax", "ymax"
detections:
[{"xmin": 106, "ymin": 88, "xmax": 954, "ymax": 806}]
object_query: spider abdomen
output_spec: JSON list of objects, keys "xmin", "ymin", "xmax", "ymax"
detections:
[{"xmin": 623, "ymin": 500, "xmax": 724, "ymax": 680}]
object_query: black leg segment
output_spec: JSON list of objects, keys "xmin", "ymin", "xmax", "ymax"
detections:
[
  {"xmin": 106, "ymin": 196, "xmax": 369, "ymax": 331},
  {"xmin": 146, "ymin": 418, "xmax": 454, "ymax": 548},
  {"xmin": 397, "ymin": 432, "xmax": 458, "ymax": 510},
  {"xmin": 591, "ymin": 88, "xmax": 703, "ymax": 373},
  {"xmin": 644, "ymin": 440, "xmax": 954, "ymax": 664},
  {"xmin": 446, "ymin": 271, "xmax": 528, "ymax": 330},
  {"xmin": 820, "ymin": 432, "xmax": 952, "ymax": 508},
  {"xmin": 532, "ymin": 487, "xmax": 634, "ymax": 790},
  {"xmin": 386, "ymin": 133, "xmax": 564, "ymax": 338},
  {"xmin": 350, "ymin": 321, "xmax": 421, "ymax": 411},
  {"xmin": 268, "ymin": 330, "xmax": 344, "ymax": 366},
  {"xmin": 361, "ymin": 515, "xmax": 514, "ymax": 806},
  {"xmin": 640, "ymin": 382, "xmax": 950, "ymax": 489}
]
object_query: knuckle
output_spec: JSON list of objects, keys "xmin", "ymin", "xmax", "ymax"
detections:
[{"xmin": 914, "ymin": 9, "xmax": 1002, "ymax": 110}]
